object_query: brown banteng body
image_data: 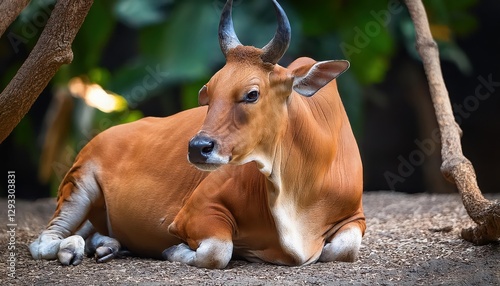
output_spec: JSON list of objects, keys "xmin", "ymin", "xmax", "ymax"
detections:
[{"xmin": 30, "ymin": 0, "xmax": 365, "ymax": 268}]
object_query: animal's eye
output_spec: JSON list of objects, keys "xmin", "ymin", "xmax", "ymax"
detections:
[{"xmin": 244, "ymin": 90, "xmax": 259, "ymax": 103}]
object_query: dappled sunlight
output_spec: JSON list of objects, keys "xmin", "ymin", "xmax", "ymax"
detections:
[{"xmin": 68, "ymin": 77, "xmax": 127, "ymax": 113}]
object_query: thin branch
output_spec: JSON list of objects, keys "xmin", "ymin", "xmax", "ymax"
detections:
[
  {"xmin": 404, "ymin": 0, "xmax": 500, "ymax": 244},
  {"xmin": 0, "ymin": 0, "xmax": 94, "ymax": 143},
  {"xmin": 0, "ymin": 0, "xmax": 30, "ymax": 38}
]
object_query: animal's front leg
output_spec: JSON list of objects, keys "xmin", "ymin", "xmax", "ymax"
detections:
[
  {"xmin": 319, "ymin": 222, "xmax": 363, "ymax": 262},
  {"xmin": 165, "ymin": 172, "xmax": 237, "ymax": 269},
  {"xmin": 163, "ymin": 238, "xmax": 233, "ymax": 269}
]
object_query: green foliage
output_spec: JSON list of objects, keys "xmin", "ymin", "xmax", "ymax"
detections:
[
  {"xmin": 139, "ymin": 2, "xmax": 221, "ymax": 80},
  {"xmin": 12, "ymin": 117, "xmax": 38, "ymax": 165},
  {"xmin": 401, "ymin": 0, "xmax": 477, "ymax": 75},
  {"xmin": 114, "ymin": 0, "xmax": 172, "ymax": 28},
  {"xmin": 288, "ymin": 0, "xmax": 397, "ymax": 84},
  {"xmin": 6, "ymin": 0, "xmax": 54, "ymax": 51},
  {"xmin": 56, "ymin": 0, "xmax": 116, "ymax": 82},
  {"xmin": 424, "ymin": 0, "xmax": 478, "ymax": 36},
  {"xmin": 3, "ymin": 0, "xmax": 481, "ymax": 136},
  {"xmin": 182, "ymin": 81, "xmax": 207, "ymax": 110},
  {"xmin": 87, "ymin": 68, "xmax": 112, "ymax": 86}
]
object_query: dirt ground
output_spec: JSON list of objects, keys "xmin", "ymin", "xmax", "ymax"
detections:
[{"xmin": 1, "ymin": 192, "xmax": 499, "ymax": 285}]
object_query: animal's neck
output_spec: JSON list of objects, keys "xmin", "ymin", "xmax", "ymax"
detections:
[
  {"xmin": 258, "ymin": 87, "xmax": 349, "ymax": 264},
  {"xmin": 267, "ymin": 87, "xmax": 346, "ymax": 203}
]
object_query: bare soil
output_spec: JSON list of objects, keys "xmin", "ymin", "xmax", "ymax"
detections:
[{"xmin": 1, "ymin": 192, "xmax": 499, "ymax": 285}]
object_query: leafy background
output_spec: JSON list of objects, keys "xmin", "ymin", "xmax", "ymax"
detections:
[{"xmin": 1, "ymin": 0, "xmax": 499, "ymax": 198}]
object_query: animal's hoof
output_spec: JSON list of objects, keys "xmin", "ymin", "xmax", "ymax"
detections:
[
  {"xmin": 29, "ymin": 235, "xmax": 61, "ymax": 260},
  {"xmin": 162, "ymin": 243, "xmax": 192, "ymax": 262},
  {"xmin": 95, "ymin": 246, "xmax": 117, "ymax": 263},
  {"xmin": 58, "ymin": 235, "xmax": 85, "ymax": 266}
]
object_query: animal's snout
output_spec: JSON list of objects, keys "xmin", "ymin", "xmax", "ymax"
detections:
[{"xmin": 188, "ymin": 135, "xmax": 216, "ymax": 163}]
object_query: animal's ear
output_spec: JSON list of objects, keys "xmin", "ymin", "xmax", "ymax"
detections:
[
  {"xmin": 292, "ymin": 60, "xmax": 349, "ymax": 97},
  {"xmin": 198, "ymin": 85, "xmax": 209, "ymax": 106}
]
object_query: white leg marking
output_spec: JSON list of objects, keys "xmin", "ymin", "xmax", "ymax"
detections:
[
  {"xmin": 30, "ymin": 189, "xmax": 91, "ymax": 264},
  {"xmin": 319, "ymin": 226, "xmax": 362, "ymax": 262},
  {"xmin": 163, "ymin": 243, "xmax": 195, "ymax": 264},
  {"xmin": 30, "ymin": 162, "xmax": 103, "ymax": 265},
  {"xmin": 58, "ymin": 235, "xmax": 85, "ymax": 266},
  {"xmin": 30, "ymin": 220, "xmax": 95, "ymax": 262},
  {"xmin": 29, "ymin": 233, "xmax": 61, "ymax": 260},
  {"xmin": 163, "ymin": 238, "xmax": 233, "ymax": 269}
]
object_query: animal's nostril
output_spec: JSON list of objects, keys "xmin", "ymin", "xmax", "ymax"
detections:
[
  {"xmin": 188, "ymin": 136, "xmax": 217, "ymax": 164},
  {"xmin": 201, "ymin": 141, "xmax": 214, "ymax": 154}
]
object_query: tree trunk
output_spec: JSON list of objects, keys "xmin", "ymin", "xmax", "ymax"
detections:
[
  {"xmin": 404, "ymin": 0, "xmax": 500, "ymax": 244},
  {"xmin": 0, "ymin": 0, "xmax": 30, "ymax": 38},
  {"xmin": 0, "ymin": 0, "xmax": 94, "ymax": 143}
]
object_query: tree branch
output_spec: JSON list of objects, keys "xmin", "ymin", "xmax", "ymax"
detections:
[
  {"xmin": 0, "ymin": 0, "xmax": 30, "ymax": 38},
  {"xmin": 404, "ymin": 0, "xmax": 500, "ymax": 244},
  {"xmin": 0, "ymin": 0, "xmax": 94, "ymax": 143}
]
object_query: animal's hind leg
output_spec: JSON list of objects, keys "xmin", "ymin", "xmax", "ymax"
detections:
[
  {"xmin": 319, "ymin": 221, "xmax": 363, "ymax": 262},
  {"xmin": 85, "ymin": 232, "xmax": 122, "ymax": 263},
  {"xmin": 30, "ymin": 172, "xmax": 102, "ymax": 266}
]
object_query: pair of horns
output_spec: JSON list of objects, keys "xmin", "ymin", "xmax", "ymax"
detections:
[{"xmin": 218, "ymin": 0, "xmax": 291, "ymax": 64}]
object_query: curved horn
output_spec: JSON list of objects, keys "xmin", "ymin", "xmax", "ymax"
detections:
[
  {"xmin": 218, "ymin": 0, "xmax": 242, "ymax": 57},
  {"xmin": 261, "ymin": 0, "xmax": 291, "ymax": 64}
]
